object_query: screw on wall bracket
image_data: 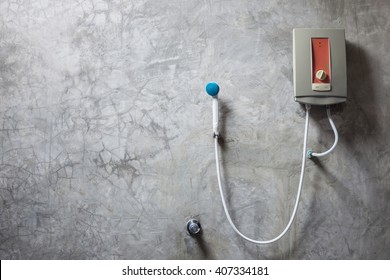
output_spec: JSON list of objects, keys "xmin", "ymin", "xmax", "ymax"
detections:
[{"xmin": 186, "ymin": 219, "xmax": 201, "ymax": 236}]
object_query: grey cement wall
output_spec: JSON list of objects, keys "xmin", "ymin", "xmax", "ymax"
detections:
[{"xmin": 0, "ymin": 0, "xmax": 389, "ymax": 259}]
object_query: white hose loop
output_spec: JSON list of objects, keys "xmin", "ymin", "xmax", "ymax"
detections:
[
  {"xmin": 214, "ymin": 105, "xmax": 311, "ymax": 244},
  {"xmin": 311, "ymin": 107, "xmax": 338, "ymax": 157}
]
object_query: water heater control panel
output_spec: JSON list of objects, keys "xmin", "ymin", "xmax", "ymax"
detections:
[{"xmin": 293, "ymin": 28, "xmax": 347, "ymax": 105}]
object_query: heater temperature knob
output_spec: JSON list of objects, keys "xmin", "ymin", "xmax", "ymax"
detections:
[{"xmin": 316, "ymin": 70, "xmax": 327, "ymax": 81}]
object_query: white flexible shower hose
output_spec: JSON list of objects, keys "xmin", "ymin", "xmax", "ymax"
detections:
[
  {"xmin": 214, "ymin": 105, "xmax": 311, "ymax": 244},
  {"xmin": 310, "ymin": 106, "xmax": 338, "ymax": 157}
]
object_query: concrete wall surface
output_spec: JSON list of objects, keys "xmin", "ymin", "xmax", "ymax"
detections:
[{"xmin": 0, "ymin": 0, "xmax": 389, "ymax": 259}]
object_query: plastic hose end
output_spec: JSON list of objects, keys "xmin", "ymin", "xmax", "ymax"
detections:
[{"xmin": 307, "ymin": 149, "xmax": 313, "ymax": 159}]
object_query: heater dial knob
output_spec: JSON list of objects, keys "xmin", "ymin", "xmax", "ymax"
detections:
[{"xmin": 316, "ymin": 70, "xmax": 327, "ymax": 81}]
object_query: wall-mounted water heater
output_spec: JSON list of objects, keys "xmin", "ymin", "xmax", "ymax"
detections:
[
  {"xmin": 293, "ymin": 28, "xmax": 347, "ymax": 105},
  {"xmin": 203, "ymin": 28, "xmax": 346, "ymax": 245}
]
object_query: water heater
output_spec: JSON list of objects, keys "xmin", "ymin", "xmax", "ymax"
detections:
[
  {"xmin": 203, "ymin": 28, "xmax": 347, "ymax": 245},
  {"xmin": 293, "ymin": 28, "xmax": 347, "ymax": 105}
]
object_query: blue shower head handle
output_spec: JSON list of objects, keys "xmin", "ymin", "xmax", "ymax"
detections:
[{"xmin": 205, "ymin": 82, "xmax": 220, "ymax": 136}]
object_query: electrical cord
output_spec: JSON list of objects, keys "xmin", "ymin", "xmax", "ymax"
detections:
[
  {"xmin": 213, "ymin": 104, "xmax": 311, "ymax": 244},
  {"xmin": 308, "ymin": 106, "xmax": 338, "ymax": 158}
]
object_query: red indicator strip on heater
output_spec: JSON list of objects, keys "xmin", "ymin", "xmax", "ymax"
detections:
[{"xmin": 311, "ymin": 38, "xmax": 331, "ymax": 91}]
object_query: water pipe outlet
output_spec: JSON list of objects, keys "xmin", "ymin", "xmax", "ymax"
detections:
[{"xmin": 187, "ymin": 219, "xmax": 201, "ymax": 236}]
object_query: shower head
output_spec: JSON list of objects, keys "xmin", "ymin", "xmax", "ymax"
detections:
[
  {"xmin": 205, "ymin": 82, "xmax": 219, "ymax": 136},
  {"xmin": 206, "ymin": 82, "xmax": 219, "ymax": 97}
]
